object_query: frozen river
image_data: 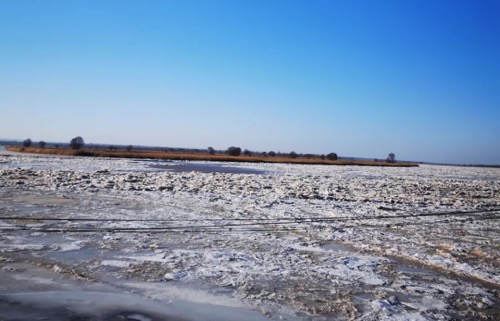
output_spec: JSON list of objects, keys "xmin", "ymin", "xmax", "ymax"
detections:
[{"xmin": 0, "ymin": 151, "xmax": 499, "ymax": 320}]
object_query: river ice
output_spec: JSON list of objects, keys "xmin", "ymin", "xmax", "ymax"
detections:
[{"xmin": 0, "ymin": 151, "xmax": 499, "ymax": 320}]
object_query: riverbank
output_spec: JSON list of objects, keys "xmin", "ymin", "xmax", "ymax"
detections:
[{"xmin": 5, "ymin": 146, "xmax": 418, "ymax": 167}]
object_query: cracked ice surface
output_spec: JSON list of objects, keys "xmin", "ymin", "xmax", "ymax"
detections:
[{"xmin": 0, "ymin": 152, "xmax": 499, "ymax": 320}]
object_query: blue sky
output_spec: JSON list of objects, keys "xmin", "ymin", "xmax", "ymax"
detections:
[{"xmin": 1, "ymin": 0, "xmax": 499, "ymax": 164}]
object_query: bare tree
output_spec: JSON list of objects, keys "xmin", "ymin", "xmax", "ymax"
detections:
[
  {"xmin": 39, "ymin": 141, "xmax": 46, "ymax": 148},
  {"xmin": 326, "ymin": 152, "xmax": 338, "ymax": 160},
  {"xmin": 226, "ymin": 146, "xmax": 241, "ymax": 156},
  {"xmin": 207, "ymin": 146, "xmax": 215, "ymax": 155},
  {"xmin": 386, "ymin": 153, "xmax": 396, "ymax": 163},
  {"xmin": 70, "ymin": 136, "xmax": 84, "ymax": 150},
  {"xmin": 23, "ymin": 138, "xmax": 32, "ymax": 147}
]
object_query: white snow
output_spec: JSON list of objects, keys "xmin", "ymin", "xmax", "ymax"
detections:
[{"xmin": 1, "ymin": 151, "xmax": 499, "ymax": 320}]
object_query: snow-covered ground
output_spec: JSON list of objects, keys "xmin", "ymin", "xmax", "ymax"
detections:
[{"xmin": 0, "ymin": 151, "xmax": 499, "ymax": 320}]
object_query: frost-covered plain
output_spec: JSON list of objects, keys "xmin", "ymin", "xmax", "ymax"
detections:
[{"xmin": 0, "ymin": 152, "xmax": 499, "ymax": 320}]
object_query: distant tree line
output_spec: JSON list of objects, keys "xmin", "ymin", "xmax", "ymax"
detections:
[
  {"xmin": 24, "ymin": 136, "xmax": 87, "ymax": 150},
  {"xmin": 217, "ymin": 146, "xmax": 344, "ymax": 160},
  {"xmin": 22, "ymin": 138, "xmax": 46, "ymax": 149},
  {"xmin": 17, "ymin": 137, "xmax": 396, "ymax": 164}
]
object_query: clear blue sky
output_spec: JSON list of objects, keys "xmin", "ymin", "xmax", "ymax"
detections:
[{"xmin": 1, "ymin": 0, "xmax": 499, "ymax": 164}]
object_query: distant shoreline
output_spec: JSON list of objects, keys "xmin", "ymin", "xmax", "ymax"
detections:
[{"xmin": 5, "ymin": 146, "xmax": 418, "ymax": 167}]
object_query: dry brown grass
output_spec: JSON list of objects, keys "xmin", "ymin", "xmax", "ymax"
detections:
[
  {"xmin": 6, "ymin": 146, "xmax": 418, "ymax": 167},
  {"xmin": 469, "ymin": 249, "xmax": 489, "ymax": 258},
  {"xmin": 436, "ymin": 243, "xmax": 454, "ymax": 251}
]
